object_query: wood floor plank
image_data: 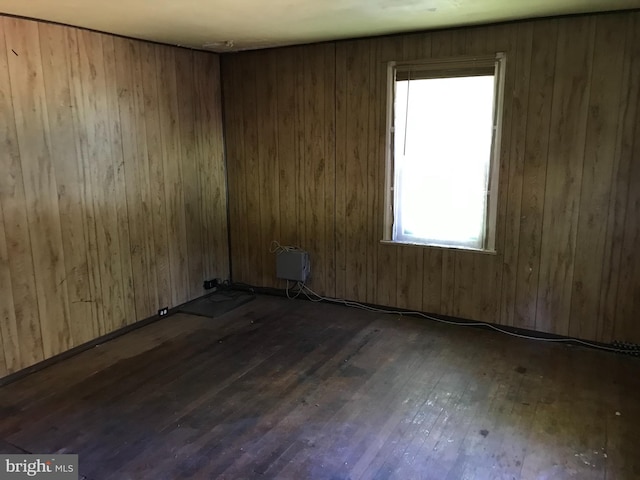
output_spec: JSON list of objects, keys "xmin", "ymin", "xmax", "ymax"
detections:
[
  {"xmin": 1, "ymin": 295, "xmax": 639, "ymax": 480},
  {"xmin": 278, "ymin": 318, "xmax": 432, "ymax": 479}
]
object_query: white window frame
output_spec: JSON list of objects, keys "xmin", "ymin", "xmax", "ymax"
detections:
[{"xmin": 382, "ymin": 53, "xmax": 506, "ymax": 253}]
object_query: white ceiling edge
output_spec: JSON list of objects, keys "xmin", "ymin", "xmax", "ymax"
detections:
[{"xmin": 0, "ymin": 0, "xmax": 638, "ymax": 52}]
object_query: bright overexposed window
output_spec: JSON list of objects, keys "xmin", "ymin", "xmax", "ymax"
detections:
[{"xmin": 384, "ymin": 54, "xmax": 505, "ymax": 251}]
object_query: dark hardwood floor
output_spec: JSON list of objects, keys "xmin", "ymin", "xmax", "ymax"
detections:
[{"xmin": 1, "ymin": 294, "xmax": 639, "ymax": 479}]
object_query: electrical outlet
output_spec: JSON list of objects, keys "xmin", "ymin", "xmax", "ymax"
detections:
[{"xmin": 158, "ymin": 307, "xmax": 169, "ymax": 317}]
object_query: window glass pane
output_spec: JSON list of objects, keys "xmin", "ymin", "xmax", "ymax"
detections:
[{"xmin": 393, "ymin": 75, "xmax": 495, "ymax": 249}]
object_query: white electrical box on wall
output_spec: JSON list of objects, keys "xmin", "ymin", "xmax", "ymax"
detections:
[{"xmin": 276, "ymin": 249, "xmax": 310, "ymax": 282}]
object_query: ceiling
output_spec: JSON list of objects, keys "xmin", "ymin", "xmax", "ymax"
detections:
[{"xmin": 0, "ymin": 0, "xmax": 638, "ymax": 52}]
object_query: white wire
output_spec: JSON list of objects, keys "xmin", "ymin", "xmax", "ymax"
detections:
[
  {"xmin": 291, "ymin": 283, "xmax": 630, "ymax": 354},
  {"xmin": 269, "ymin": 241, "xmax": 303, "ymax": 255},
  {"xmin": 285, "ymin": 280, "xmax": 303, "ymax": 300},
  {"xmin": 269, "ymin": 240, "xmax": 631, "ymax": 354}
]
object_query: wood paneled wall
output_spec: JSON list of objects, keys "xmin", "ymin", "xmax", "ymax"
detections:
[
  {"xmin": 222, "ymin": 11, "xmax": 640, "ymax": 344},
  {"xmin": 0, "ymin": 16, "xmax": 229, "ymax": 378}
]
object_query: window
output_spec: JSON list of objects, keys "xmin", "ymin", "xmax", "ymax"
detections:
[{"xmin": 383, "ymin": 54, "xmax": 506, "ymax": 252}]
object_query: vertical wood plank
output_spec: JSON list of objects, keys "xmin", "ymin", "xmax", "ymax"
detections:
[
  {"xmin": 536, "ymin": 16, "xmax": 594, "ymax": 336},
  {"xmin": 613, "ymin": 13, "xmax": 640, "ymax": 342},
  {"xmin": 294, "ymin": 47, "xmax": 306, "ymax": 257},
  {"xmin": 499, "ymin": 22, "xmax": 533, "ymax": 327},
  {"xmin": 365, "ymin": 39, "xmax": 381, "ymax": 305},
  {"xmin": 421, "ymin": 249, "xmax": 442, "ymax": 313},
  {"xmin": 1, "ymin": 22, "xmax": 45, "ymax": 366},
  {"xmin": 344, "ymin": 40, "xmax": 370, "ymax": 302},
  {"xmin": 255, "ymin": 50, "xmax": 280, "ymax": 286},
  {"xmin": 5, "ymin": 17, "xmax": 72, "ymax": 358},
  {"xmin": 275, "ymin": 49, "xmax": 299, "ymax": 251},
  {"xmin": 239, "ymin": 52, "xmax": 263, "ymax": 285},
  {"xmin": 453, "ymin": 251, "xmax": 475, "ymax": 319},
  {"xmin": 323, "ymin": 45, "xmax": 337, "ymax": 298},
  {"xmin": 477, "ymin": 23, "xmax": 515, "ymax": 324},
  {"xmin": 156, "ymin": 45, "xmax": 189, "ymax": 303},
  {"xmin": 599, "ymin": 13, "xmax": 640, "ymax": 343},
  {"xmin": 334, "ymin": 43, "xmax": 348, "ymax": 299},
  {"xmin": 140, "ymin": 42, "xmax": 171, "ymax": 310},
  {"xmin": 65, "ymin": 27, "xmax": 103, "ymax": 338},
  {"xmin": 302, "ymin": 46, "xmax": 329, "ymax": 293},
  {"xmin": 374, "ymin": 35, "xmax": 403, "ymax": 308},
  {"xmin": 222, "ymin": 54, "xmax": 249, "ymax": 283},
  {"xmin": 175, "ymin": 48, "xmax": 204, "ymax": 298},
  {"xmin": 113, "ymin": 37, "xmax": 152, "ymax": 319},
  {"xmin": 77, "ymin": 30, "xmax": 128, "ymax": 333},
  {"xmin": 200, "ymin": 53, "xmax": 230, "ymax": 281},
  {"xmin": 396, "ymin": 246, "xmax": 424, "ymax": 311},
  {"xmin": 193, "ymin": 51, "xmax": 229, "ymax": 282},
  {"xmin": 101, "ymin": 34, "xmax": 137, "ymax": 325},
  {"xmin": 513, "ymin": 20, "xmax": 558, "ymax": 331},
  {"xmin": 569, "ymin": 15, "xmax": 626, "ymax": 340},
  {"xmin": 402, "ymin": 32, "xmax": 431, "ymax": 61},
  {"xmin": 38, "ymin": 23, "xmax": 95, "ymax": 341},
  {"xmin": 0, "ymin": 206, "xmax": 18, "ymax": 374},
  {"xmin": 0, "ymin": 21, "xmax": 26, "ymax": 375},
  {"xmin": 131, "ymin": 40, "xmax": 160, "ymax": 315}
]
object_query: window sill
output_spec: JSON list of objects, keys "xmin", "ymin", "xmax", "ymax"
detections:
[{"xmin": 379, "ymin": 239, "xmax": 497, "ymax": 255}]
